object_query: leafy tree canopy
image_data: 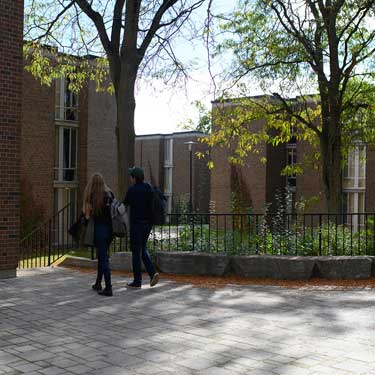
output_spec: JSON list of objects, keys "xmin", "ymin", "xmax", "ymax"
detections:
[{"xmin": 204, "ymin": 0, "xmax": 375, "ymax": 212}]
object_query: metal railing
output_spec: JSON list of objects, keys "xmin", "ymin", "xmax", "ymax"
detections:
[
  {"xmin": 19, "ymin": 203, "xmax": 76, "ymax": 268},
  {"xmin": 146, "ymin": 212, "xmax": 375, "ymax": 256},
  {"xmin": 20, "ymin": 211, "xmax": 375, "ymax": 269}
]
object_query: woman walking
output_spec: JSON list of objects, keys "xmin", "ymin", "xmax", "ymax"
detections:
[{"xmin": 83, "ymin": 173, "xmax": 113, "ymax": 296}]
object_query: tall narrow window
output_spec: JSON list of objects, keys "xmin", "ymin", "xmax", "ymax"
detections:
[
  {"xmin": 54, "ymin": 127, "xmax": 78, "ymax": 182},
  {"xmin": 286, "ymin": 143, "xmax": 297, "ymax": 213},
  {"xmin": 286, "ymin": 145, "xmax": 297, "ymax": 188},
  {"xmin": 343, "ymin": 144, "xmax": 366, "ymax": 229},
  {"xmin": 55, "ymin": 77, "xmax": 79, "ymax": 121},
  {"xmin": 164, "ymin": 138, "xmax": 173, "ymax": 215}
]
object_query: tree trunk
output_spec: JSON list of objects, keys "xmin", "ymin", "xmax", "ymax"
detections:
[
  {"xmin": 115, "ymin": 65, "xmax": 137, "ymax": 198},
  {"xmin": 320, "ymin": 123, "xmax": 343, "ymax": 214}
]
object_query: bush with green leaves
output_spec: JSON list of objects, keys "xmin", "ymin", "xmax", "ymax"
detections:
[{"xmin": 145, "ymin": 215, "xmax": 375, "ymax": 256}]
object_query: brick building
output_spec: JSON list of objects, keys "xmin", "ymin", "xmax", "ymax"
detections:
[
  {"xmin": 210, "ymin": 98, "xmax": 375, "ymax": 218},
  {"xmin": 20, "ymin": 62, "xmax": 211, "ymax": 236},
  {"xmin": 135, "ymin": 131, "xmax": 211, "ymax": 214},
  {"xmin": 0, "ymin": 0, "xmax": 23, "ymax": 279},
  {"xmin": 21, "ymin": 63, "xmax": 117, "ymax": 235}
]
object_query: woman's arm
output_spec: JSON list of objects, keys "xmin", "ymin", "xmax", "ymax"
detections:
[{"xmin": 84, "ymin": 202, "xmax": 92, "ymax": 220}]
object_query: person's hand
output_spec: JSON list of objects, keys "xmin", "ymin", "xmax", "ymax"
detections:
[{"xmin": 85, "ymin": 204, "xmax": 92, "ymax": 220}]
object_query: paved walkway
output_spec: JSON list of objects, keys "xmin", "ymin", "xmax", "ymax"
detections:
[{"xmin": 1, "ymin": 268, "xmax": 375, "ymax": 375}]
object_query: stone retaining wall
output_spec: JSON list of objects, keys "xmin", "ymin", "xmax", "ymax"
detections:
[{"xmin": 59, "ymin": 253, "xmax": 375, "ymax": 280}]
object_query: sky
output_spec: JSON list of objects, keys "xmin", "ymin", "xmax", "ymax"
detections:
[
  {"xmin": 134, "ymin": 0, "xmax": 234, "ymax": 135},
  {"xmin": 135, "ymin": 72, "xmax": 214, "ymax": 135},
  {"xmin": 24, "ymin": 0, "xmax": 236, "ymax": 136}
]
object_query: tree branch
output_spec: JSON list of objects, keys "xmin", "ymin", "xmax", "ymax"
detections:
[
  {"xmin": 111, "ymin": 0, "xmax": 125, "ymax": 54},
  {"xmin": 272, "ymin": 92, "xmax": 321, "ymax": 137},
  {"xmin": 138, "ymin": 0, "xmax": 179, "ymax": 59},
  {"xmin": 74, "ymin": 0, "xmax": 113, "ymax": 57},
  {"xmin": 29, "ymin": 1, "xmax": 75, "ymax": 41}
]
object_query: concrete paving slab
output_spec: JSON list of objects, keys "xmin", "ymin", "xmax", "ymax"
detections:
[{"xmin": 0, "ymin": 267, "xmax": 374, "ymax": 374}]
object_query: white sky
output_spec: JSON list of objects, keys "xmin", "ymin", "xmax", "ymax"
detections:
[
  {"xmin": 135, "ymin": 73, "xmax": 214, "ymax": 135},
  {"xmin": 134, "ymin": 0, "xmax": 233, "ymax": 135}
]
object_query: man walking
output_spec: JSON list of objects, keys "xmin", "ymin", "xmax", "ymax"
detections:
[{"xmin": 124, "ymin": 167, "xmax": 159, "ymax": 288}]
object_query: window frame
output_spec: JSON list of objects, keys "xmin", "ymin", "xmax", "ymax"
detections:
[
  {"xmin": 163, "ymin": 138, "xmax": 173, "ymax": 215},
  {"xmin": 343, "ymin": 144, "xmax": 366, "ymax": 230},
  {"xmin": 55, "ymin": 76, "xmax": 79, "ymax": 122},
  {"xmin": 54, "ymin": 126, "xmax": 78, "ymax": 183}
]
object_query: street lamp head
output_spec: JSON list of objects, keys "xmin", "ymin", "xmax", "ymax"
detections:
[{"xmin": 184, "ymin": 140, "xmax": 197, "ymax": 152}]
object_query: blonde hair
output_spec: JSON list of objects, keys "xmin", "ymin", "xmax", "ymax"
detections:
[{"xmin": 83, "ymin": 173, "xmax": 110, "ymax": 216}]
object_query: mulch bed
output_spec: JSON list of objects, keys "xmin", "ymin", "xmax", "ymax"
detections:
[{"xmin": 57, "ymin": 265, "xmax": 375, "ymax": 290}]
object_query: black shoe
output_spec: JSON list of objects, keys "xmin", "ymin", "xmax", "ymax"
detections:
[
  {"xmin": 150, "ymin": 273, "xmax": 159, "ymax": 287},
  {"xmin": 127, "ymin": 281, "xmax": 141, "ymax": 288},
  {"xmin": 98, "ymin": 287, "xmax": 113, "ymax": 297},
  {"xmin": 92, "ymin": 283, "xmax": 102, "ymax": 291}
]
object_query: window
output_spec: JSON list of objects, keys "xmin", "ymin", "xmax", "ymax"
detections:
[
  {"xmin": 55, "ymin": 77, "xmax": 79, "ymax": 121},
  {"xmin": 164, "ymin": 138, "xmax": 173, "ymax": 215},
  {"xmin": 289, "ymin": 124, "xmax": 297, "ymax": 144},
  {"xmin": 343, "ymin": 144, "xmax": 366, "ymax": 229},
  {"xmin": 286, "ymin": 145, "xmax": 297, "ymax": 188},
  {"xmin": 285, "ymin": 142, "xmax": 297, "ymax": 214},
  {"xmin": 343, "ymin": 145, "xmax": 366, "ymax": 191},
  {"xmin": 54, "ymin": 127, "xmax": 77, "ymax": 182}
]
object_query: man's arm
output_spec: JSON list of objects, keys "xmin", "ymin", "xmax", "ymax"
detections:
[{"xmin": 123, "ymin": 187, "xmax": 132, "ymax": 206}]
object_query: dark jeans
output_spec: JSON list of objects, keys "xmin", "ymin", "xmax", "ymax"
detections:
[
  {"xmin": 130, "ymin": 221, "xmax": 155, "ymax": 285},
  {"xmin": 94, "ymin": 223, "xmax": 112, "ymax": 288}
]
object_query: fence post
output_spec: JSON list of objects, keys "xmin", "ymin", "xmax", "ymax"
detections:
[
  {"xmin": 48, "ymin": 220, "xmax": 52, "ymax": 266},
  {"xmin": 191, "ymin": 213, "xmax": 195, "ymax": 252},
  {"xmin": 319, "ymin": 214, "xmax": 322, "ymax": 256}
]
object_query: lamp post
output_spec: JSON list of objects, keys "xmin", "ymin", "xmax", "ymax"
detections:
[
  {"xmin": 184, "ymin": 141, "xmax": 196, "ymax": 213},
  {"xmin": 184, "ymin": 141, "xmax": 196, "ymax": 252}
]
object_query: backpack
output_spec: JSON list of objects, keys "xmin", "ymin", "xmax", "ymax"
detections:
[
  {"xmin": 109, "ymin": 192, "xmax": 128, "ymax": 237},
  {"xmin": 148, "ymin": 184, "xmax": 167, "ymax": 225}
]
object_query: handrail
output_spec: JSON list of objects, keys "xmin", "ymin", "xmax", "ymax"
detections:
[{"xmin": 20, "ymin": 203, "xmax": 72, "ymax": 243}]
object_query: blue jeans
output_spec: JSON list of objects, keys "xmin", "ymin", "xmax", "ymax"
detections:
[
  {"xmin": 130, "ymin": 221, "xmax": 155, "ymax": 285},
  {"xmin": 94, "ymin": 223, "xmax": 112, "ymax": 288}
]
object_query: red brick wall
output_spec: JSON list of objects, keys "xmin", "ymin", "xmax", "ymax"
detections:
[
  {"xmin": 266, "ymin": 141, "xmax": 286, "ymax": 212},
  {"xmin": 77, "ymin": 86, "xmax": 88, "ymax": 211},
  {"xmin": 135, "ymin": 137, "xmax": 163, "ymax": 188},
  {"xmin": 210, "ymin": 119, "xmax": 267, "ymax": 214},
  {"xmin": 210, "ymin": 145, "xmax": 232, "ymax": 213},
  {"xmin": 0, "ymin": 0, "xmax": 23, "ymax": 277},
  {"xmin": 171, "ymin": 135, "xmax": 210, "ymax": 212},
  {"xmin": 296, "ymin": 140, "xmax": 326, "ymax": 212},
  {"xmin": 21, "ymin": 70, "xmax": 55, "ymax": 231},
  {"xmin": 194, "ymin": 139, "xmax": 211, "ymax": 213}
]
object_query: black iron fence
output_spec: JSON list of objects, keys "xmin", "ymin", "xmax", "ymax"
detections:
[
  {"xmin": 19, "ymin": 203, "xmax": 76, "ymax": 268},
  {"xmin": 19, "ymin": 211, "xmax": 375, "ymax": 269},
  {"xmin": 147, "ymin": 212, "xmax": 375, "ymax": 256}
]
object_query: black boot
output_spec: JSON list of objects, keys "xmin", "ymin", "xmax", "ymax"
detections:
[
  {"xmin": 98, "ymin": 286, "xmax": 113, "ymax": 297},
  {"xmin": 92, "ymin": 282, "xmax": 102, "ymax": 291}
]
